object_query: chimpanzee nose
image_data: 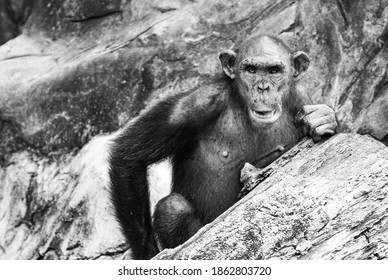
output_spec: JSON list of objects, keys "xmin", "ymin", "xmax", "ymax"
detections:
[
  {"xmin": 257, "ymin": 82, "xmax": 269, "ymax": 91},
  {"xmin": 257, "ymin": 81, "xmax": 269, "ymax": 91}
]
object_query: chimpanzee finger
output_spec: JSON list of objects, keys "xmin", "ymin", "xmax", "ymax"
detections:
[
  {"xmin": 295, "ymin": 110, "xmax": 321, "ymax": 131},
  {"xmin": 295, "ymin": 105, "xmax": 319, "ymax": 124},
  {"xmin": 306, "ymin": 114, "xmax": 334, "ymax": 132},
  {"xmin": 304, "ymin": 104, "xmax": 335, "ymax": 118},
  {"xmin": 296, "ymin": 104, "xmax": 331, "ymax": 122},
  {"xmin": 312, "ymin": 122, "xmax": 336, "ymax": 137},
  {"xmin": 312, "ymin": 128, "xmax": 335, "ymax": 142},
  {"xmin": 300, "ymin": 105, "xmax": 320, "ymax": 115}
]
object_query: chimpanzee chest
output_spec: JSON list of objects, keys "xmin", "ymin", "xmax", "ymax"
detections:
[
  {"xmin": 177, "ymin": 109, "xmax": 300, "ymax": 222},
  {"xmin": 198, "ymin": 109, "xmax": 300, "ymax": 170}
]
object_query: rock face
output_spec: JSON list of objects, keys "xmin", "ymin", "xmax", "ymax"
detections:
[
  {"xmin": 0, "ymin": 134, "xmax": 128, "ymax": 259},
  {"xmin": 154, "ymin": 134, "xmax": 388, "ymax": 260},
  {"xmin": 0, "ymin": 0, "xmax": 387, "ymax": 259}
]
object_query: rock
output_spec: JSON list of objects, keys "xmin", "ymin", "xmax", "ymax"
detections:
[
  {"xmin": 0, "ymin": 0, "xmax": 387, "ymax": 259},
  {"xmin": 154, "ymin": 134, "xmax": 388, "ymax": 259},
  {"xmin": 0, "ymin": 133, "xmax": 130, "ymax": 259}
]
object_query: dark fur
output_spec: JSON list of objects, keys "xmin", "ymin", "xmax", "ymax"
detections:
[
  {"xmin": 109, "ymin": 37, "xmax": 308, "ymax": 259},
  {"xmin": 109, "ymin": 89, "xmax": 201, "ymax": 259}
]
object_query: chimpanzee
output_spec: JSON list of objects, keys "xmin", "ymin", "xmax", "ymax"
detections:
[{"xmin": 109, "ymin": 35, "xmax": 337, "ymax": 259}]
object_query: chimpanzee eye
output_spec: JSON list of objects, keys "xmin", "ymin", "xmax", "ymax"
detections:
[
  {"xmin": 268, "ymin": 66, "xmax": 281, "ymax": 74},
  {"xmin": 246, "ymin": 66, "xmax": 256, "ymax": 74}
]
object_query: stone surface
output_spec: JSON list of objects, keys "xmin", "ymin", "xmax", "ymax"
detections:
[
  {"xmin": 0, "ymin": 0, "xmax": 387, "ymax": 259},
  {"xmin": 155, "ymin": 134, "xmax": 388, "ymax": 260},
  {"xmin": 0, "ymin": 133, "xmax": 129, "ymax": 259}
]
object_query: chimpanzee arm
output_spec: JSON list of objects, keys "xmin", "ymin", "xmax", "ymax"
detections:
[{"xmin": 108, "ymin": 83, "xmax": 226, "ymax": 259}]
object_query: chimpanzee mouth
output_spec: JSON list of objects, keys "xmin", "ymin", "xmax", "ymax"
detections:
[{"xmin": 250, "ymin": 108, "xmax": 281, "ymax": 123}]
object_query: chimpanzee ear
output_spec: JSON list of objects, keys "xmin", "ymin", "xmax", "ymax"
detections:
[
  {"xmin": 219, "ymin": 49, "xmax": 237, "ymax": 79},
  {"xmin": 292, "ymin": 51, "xmax": 310, "ymax": 81}
]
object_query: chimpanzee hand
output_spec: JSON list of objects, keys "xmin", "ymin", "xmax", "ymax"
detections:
[{"xmin": 295, "ymin": 104, "xmax": 337, "ymax": 142}]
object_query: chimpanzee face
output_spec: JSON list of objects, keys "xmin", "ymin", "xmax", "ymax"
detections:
[
  {"xmin": 235, "ymin": 37, "xmax": 292, "ymax": 126},
  {"xmin": 219, "ymin": 35, "xmax": 309, "ymax": 128}
]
